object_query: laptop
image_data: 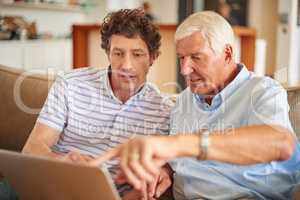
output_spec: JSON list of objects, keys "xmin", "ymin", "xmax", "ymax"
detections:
[{"xmin": 0, "ymin": 149, "xmax": 121, "ymax": 200}]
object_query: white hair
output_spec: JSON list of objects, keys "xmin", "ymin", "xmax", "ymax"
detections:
[{"xmin": 175, "ymin": 11, "xmax": 235, "ymax": 56}]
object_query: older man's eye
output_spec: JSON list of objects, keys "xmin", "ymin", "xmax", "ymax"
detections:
[
  {"xmin": 192, "ymin": 56, "xmax": 201, "ymax": 60},
  {"xmin": 178, "ymin": 56, "xmax": 184, "ymax": 60}
]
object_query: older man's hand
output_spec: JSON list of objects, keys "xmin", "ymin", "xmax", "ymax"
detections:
[{"xmin": 90, "ymin": 135, "xmax": 179, "ymax": 190}]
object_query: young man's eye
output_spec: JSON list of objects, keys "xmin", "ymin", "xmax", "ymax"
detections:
[
  {"xmin": 133, "ymin": 53, "xmax": 145, "ymax": 57},
  {"xmin": 113, "ymin": 52, "xmax": 122, "ymax": 56}
]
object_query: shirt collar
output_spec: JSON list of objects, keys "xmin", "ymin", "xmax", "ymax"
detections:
[{"xmin": 194, "ymin": 64, "xmax": 251, "ymax": 111}]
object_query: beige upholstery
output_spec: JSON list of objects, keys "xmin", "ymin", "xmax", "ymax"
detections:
[
  {"xmin": 287, "ymin": 88, "xmax": 300, "ymax": 137},
  {"xmin": 0, "ymin": 65, "xmax": 55, "ymax": 152}
]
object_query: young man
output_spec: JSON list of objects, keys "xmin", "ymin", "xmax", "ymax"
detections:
[
  {"xmin": 22, "ymin": 9, "xmax": 173, "ymax": 199},
  {"xmin": 94, "ymin": 11, "xmax": 300, "ymax": 200}
]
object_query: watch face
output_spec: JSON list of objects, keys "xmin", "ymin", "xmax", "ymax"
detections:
[{"xmin": 198, "ymin": 130, "xmax": 210, "ymax": 160}]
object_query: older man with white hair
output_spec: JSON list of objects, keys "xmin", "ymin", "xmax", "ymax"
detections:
[{"xmin": 93, "ymin": 11, "xmax": 300, "ymax": 199}]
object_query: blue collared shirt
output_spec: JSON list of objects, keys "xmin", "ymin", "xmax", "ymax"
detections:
[
  {"xmin": 194, "ymin": 92, "xmax": 223, "ymax": 112},
  {"xmin": 169, "ymin": 64, "xmax": 300, "ymax": 200}
]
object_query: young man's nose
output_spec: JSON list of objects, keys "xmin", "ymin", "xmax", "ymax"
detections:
[{"xmin": 121, "ymin": 55, "xmax": 134, "ymax": 70}]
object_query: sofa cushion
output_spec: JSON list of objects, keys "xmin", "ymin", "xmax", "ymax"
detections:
[
  {"xmin": 287, "ymin": 88, "xmax": 300, "ymax": 138},
  {"xmin": 0, "ymin": 65, "xmax": 55, "ymax": 151}
]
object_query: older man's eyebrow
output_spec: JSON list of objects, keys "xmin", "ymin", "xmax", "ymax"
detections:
[
  {"xmin": 191, "ymin": 52, "xmax": 205, "ymax": 57},
  {"xmin": 176, "ymin": 51, "xmax": 204, "ymax": 57}
]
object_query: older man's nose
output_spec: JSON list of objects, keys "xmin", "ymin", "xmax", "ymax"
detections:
[{"xmin": 180, "ymin": 57, "xmax": 193, "ymax": 76}]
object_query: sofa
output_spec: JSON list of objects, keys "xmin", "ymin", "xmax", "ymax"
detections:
[
  {"xmin": 1, "ymin": 64, "xmax": 300, "ymax": 199},
  {"xmin": 0, "ymin": 64, "xmax": 55, "ymax": 152}
]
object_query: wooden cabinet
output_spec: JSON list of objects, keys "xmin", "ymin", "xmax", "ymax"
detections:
[{"xmin": 233, "ymin": 26, "xmax": 256, "ymax": 71}]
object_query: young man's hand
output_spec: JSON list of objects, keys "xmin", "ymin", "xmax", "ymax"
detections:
[
  {"xmin": 60, "ymin": 151, "xmax": 94, "ymax": 164},
  {"xmin": 122, "ymin": 181, "xmax": 157, "ymax": 200},
  {"xmin": 147, "ymin": 165, "xmax": 173, "ymax": 198}
]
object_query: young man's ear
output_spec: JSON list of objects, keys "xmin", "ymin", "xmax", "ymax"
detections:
[
  {"xmin": 106, "ymin": 49, "xmax": 111, "ymax": 61},
  {"xmin": 150, "ymin": 52, "xmax": 160, "ymax": 66},
  {"xmin": 150, "ymin": 56, "xmax": 154, "ymax": 66}
]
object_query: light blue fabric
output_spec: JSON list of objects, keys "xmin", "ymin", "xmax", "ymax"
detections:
[{"xmin": 169, "ymin": 64, "xmax": 300, "ymax": 200}]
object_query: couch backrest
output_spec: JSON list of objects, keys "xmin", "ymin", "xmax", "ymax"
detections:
[
  {"xmin": 287, "ymin": 88, "xmax": 300, "ymax": 138},
  {"xmin": 0, "ymin": 65, "xmax": 55, "ymax": 152}
]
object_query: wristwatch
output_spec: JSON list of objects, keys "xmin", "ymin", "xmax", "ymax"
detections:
[{"xmin": 197, "ymin": 130, "xmax": 210, "ymax": 160}]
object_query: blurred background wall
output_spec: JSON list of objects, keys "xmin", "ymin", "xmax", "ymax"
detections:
[{"xmin": 1, "ymin": 0, "xmax": 299, "ymax": 92}]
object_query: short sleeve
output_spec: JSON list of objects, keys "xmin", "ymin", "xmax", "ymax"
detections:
[{"xmin": 37, "ymin": 76, "xmax": 68, "ymax": 132}]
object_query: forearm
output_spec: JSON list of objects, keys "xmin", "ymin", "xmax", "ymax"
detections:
[
  {"xmin": 22, "ymin": 123, "xmax": 62, "ymax": 159},
  {"xmin": 174, "ymin": 125, "xmax": 296, "ymax": 165},
  {"xmin": 22, "ymin": 141, "xmax": 61, "ymax": 159}
]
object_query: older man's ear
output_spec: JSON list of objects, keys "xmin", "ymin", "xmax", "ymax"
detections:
[{"xmin": 223, "ymin": 44, "xmax": 234, "ymax": 64}]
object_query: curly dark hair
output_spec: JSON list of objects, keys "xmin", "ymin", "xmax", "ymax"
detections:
[{"xmin": 100, "ymin": 8, "xmax": 161, "ymax": 57}]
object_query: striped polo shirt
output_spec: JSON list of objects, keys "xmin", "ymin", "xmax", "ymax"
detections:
[{"xmin": 37, "ymin": 67, "xmax": 174, "ymax": 194}]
